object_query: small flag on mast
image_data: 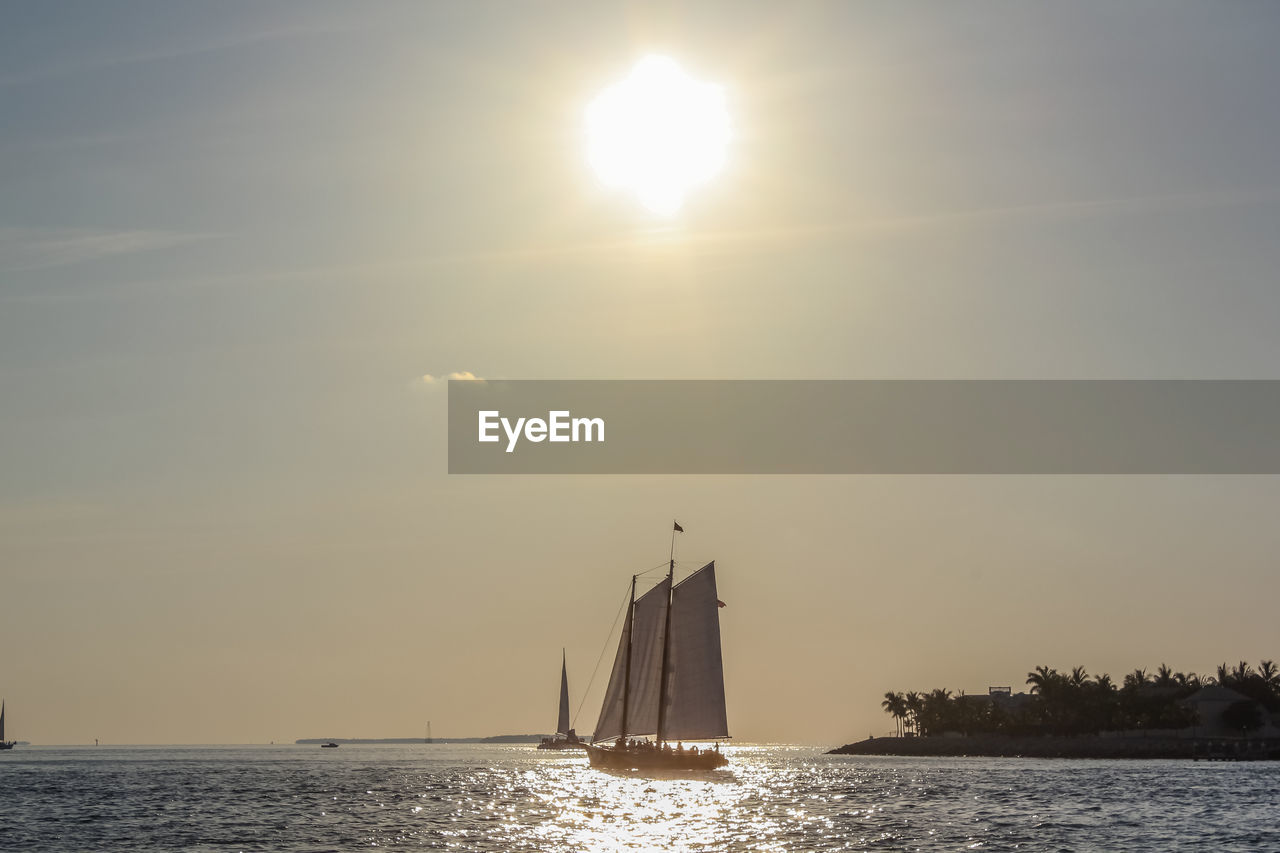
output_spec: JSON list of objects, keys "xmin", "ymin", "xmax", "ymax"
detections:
[
  {"xmin": 673, "ymin": 521, "xmax": 683, "ymax": 533},
  {"xmin": 717, "ymin": 600, "xmax": 726, "ymax": 608}
]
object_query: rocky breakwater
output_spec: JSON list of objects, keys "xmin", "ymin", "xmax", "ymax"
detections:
[{"xmin": 828, "ymin": 734, "xmax": 1280, "ymax": 760}]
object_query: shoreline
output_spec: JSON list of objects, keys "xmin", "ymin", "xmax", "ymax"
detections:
[
  {"xmin": 295, "ymin": 735, "xmax": 545, "ymax": 745},
  {"xmin": 828, "ymin": 734, "xmax": 1280, "ymax": 761}
]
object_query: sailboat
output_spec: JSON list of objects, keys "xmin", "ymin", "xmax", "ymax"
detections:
[
  {"xmin": 584, "ymin": 541, "xmax": 729, "ymax": 771},
  {"xmin": 1, "ymin": 701, "xmax": 15, "ymax": 750},
  {"xmin": 538, "ymin": 650, "xmax": 586, "ymax": 750}
]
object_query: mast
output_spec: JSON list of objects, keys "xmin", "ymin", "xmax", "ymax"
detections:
[
  {"xmin": 618, "ymin": 575, "xmax": 636, "ymax": 744},
  {"xmin": 655, "ymin": 542, "xmax": 677, "ymax": 744}
]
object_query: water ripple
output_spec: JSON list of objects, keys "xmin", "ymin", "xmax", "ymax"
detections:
[{"xmin": 1, "ymin": 745, "xmax": 1278, "ymax": 851}]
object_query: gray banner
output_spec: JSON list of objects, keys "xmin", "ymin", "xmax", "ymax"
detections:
[{"xmin": 447, "ymin": 380, "xmax": 1280, "ymax": 474}]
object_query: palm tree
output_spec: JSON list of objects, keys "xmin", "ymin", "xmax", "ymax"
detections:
[
  {"xmin": 1216, "ymin": 662, "xmax": 1232, "ymax": 686},
  {"xmin": 1086, "ymin": 674, "xmax": 1118, "ymax": 733},
  {"xmin": 1026, "ymin": 665, "xmax": 1059, "ymax": 695},
  {"xmin": 1124, "ymin": 668, "xmax": 1149, "ymax": 690},
  {"xmin": 904, "ymin": 692, "xmax": 924, "ymax": 736},
  {"xmin": 877, "ymin": 657, "xmax": 1274, "ymax": 741},
  {"xmin": 881, "ymin": 692, "xmax": 906, "ymax": 737},
  {"xmin": 920, "ymin": 688, "xmax": 953, "ymax": 737},
  {"xmin": 1258, "ymin": 660, "xmax": 1279, "ymax": 692}
]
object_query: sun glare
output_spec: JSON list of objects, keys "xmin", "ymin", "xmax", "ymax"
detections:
[{"xmin": 585, "ymin": 55, "xmax": 730, "ymax": 215}]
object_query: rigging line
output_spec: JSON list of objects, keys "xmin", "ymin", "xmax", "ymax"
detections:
[
  {"xmin": 567, "ymin": 560, "xmax": 679, "ymax": 729},
  {"xmin": 633, "ymin": 561, "xmax": 672, "ymax": 578},
  {"xmin": 571, "ymin": 580, "xmax": 632, "ymax": 731}
]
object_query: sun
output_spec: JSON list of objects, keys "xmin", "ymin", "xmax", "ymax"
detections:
[{"xmin": 585, "ymin": 55, "xmax": 730, "ymax": 215}]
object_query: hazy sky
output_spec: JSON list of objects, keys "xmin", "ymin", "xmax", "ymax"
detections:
[{"xmin": 3, "ymin": 2, "xmax": 1280, "ymax": 745}]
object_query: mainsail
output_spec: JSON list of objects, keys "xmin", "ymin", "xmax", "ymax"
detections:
[
  {"xmin": 593, "ymin": 577, "xmax": 671, "ymax": 741},
  {"xmin": 556, "ymin": 651, "xmax": 571, "ymax": 736},
  {"xmin": 662, "ymin": 563, "xmax": 729, "ymax": 740},
  {"xmin": 592, "ymin": 562, "xmax": 726, "ymax": 745}
]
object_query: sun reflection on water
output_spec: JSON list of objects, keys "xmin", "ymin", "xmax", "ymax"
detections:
[{"xmin": 506, "ymin": 746, "xmax": 839, "ymax": 852}]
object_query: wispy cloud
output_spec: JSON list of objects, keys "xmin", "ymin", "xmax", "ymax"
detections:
[
  {"xmin": 0, "ymin": 23, "xmax": 356, "ymax": 90},
  {"xmin": 251, "ymin": 184, "xmax": 1280, "ymax": 274},
  {"xmin": 481, "ymin": 185, "xmax": 1280, "ymax": 265},
  {"xmin": 418, "ymin": 371, "xmax": 485, "ymax": 390},
  {"xmin": 0, "ymin": 227, "xmax": 212, "ymax": 273},
  {"xmin": 8, "ymin": 185, "xmax": 1276, "ymax": 304}
]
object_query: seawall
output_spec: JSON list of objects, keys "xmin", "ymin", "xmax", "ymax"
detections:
[{"xmin": 828, "ymin": 735, "xmax": 1280, "ymax": 760}]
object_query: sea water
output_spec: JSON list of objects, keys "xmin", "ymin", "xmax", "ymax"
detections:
[{"xmin": 1, "ymin": 744, "xmax": 1276, "ymax": 851}]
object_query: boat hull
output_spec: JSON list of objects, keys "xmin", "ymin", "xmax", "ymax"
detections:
[
  {"xmin": 584, "ymin": 742, "xmax": 727, "ymax": 771},
  {"xmin": 0, "ymin": 742, "xmax": 14, "ymax": 750},
  {"xmin": 537, "ymin": 738, "xmax": 588, "ymax": 750}
]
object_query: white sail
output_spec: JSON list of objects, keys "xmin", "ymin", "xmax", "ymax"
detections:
[
  {"xmin": 557, "ymin": 652, "xmax": 571, "ymax": 736},
  {"xmin": 592, "ymin": 577, "xmax": 671, "ymax": 742},
  {"xmin": 592, "ymin": 599, "xmax": 632, "ymax": 742},
  {"xmin": 661, "ymin": 562, "xmax": 729, "ymax": 740}
]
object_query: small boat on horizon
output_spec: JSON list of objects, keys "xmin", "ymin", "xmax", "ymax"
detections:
[
  {"xmin": 537, "ymin": 650, "xmax": 587, "ymax": 751},
  {"xmin": 583, "ymin": 524, "xmax": 730, "ymax": 772},
  {"xmin": 0, "ymin": 701, "xmax": 14, "ymax": 750},
  {"xmin": 320, "ymin": 742, "xmax": 339, "ymax": 748}
]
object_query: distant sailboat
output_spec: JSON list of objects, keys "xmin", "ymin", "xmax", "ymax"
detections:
[
  {"xmin": 584, "ymin": 526, "xmax": 729, "ymax": 771},
  {"xmin": 425, "ymin": 721, "xmax": 433, "ymax": 744},
  {"xmin": 0, "ymin": 701, "xmax": 13, "ymax": 750},
  {"xmin": 538, "ymin": 650, "xmax": 586, "ymax": 750}
]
